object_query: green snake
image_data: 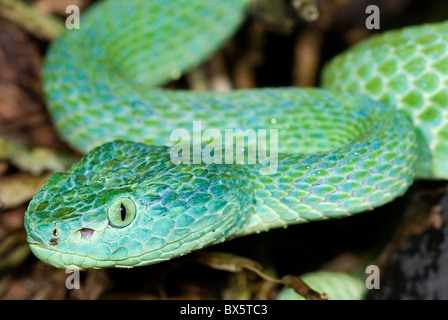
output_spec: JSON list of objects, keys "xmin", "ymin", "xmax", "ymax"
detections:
[{"xmin": 24, "ymin": 0, "xmax": 448, "ymax": 282}]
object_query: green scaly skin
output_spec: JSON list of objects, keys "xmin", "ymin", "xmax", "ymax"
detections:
[
  {"xmin": 24, "ymin": 0, "xmax": 447, "ymax": 279},
  {"xmin": 322, "ymin": 21, "xmax": 448, "ymax": 179}
]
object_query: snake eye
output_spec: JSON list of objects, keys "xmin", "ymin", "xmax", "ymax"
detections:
[{"xmin": 108, "ymin": 197, "xmax": 136, "ymax": 228}]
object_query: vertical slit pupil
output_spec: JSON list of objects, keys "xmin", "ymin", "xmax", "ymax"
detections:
[{"xmin": 120, "ymin": 203, "xmax": 126, "ymax": 221}]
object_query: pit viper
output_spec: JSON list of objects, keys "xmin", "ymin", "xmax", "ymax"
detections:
[{"xmin": 24, "ymin": 0, "xmax": 448, "ymax": 294}]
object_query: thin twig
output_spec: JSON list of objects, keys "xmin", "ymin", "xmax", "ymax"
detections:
[{"xmin": 0, "ymin": 0, "xmax": 65, "ymax": 40}]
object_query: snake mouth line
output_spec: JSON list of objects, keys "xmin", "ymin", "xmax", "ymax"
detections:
[
  {"xmin": 27, "ymin": 242, "xmax": 146, "ymax": 269},
  {"xmin": 28, "ymin": 242, "xmax": 45, "ymax": 249},
  {"xmin": 26, "ymin": 227, "xmax": 226, "ymax": 269},
  {"xmin": 27, "ymin": 234, "xmax": 172, "ymax": 269}
]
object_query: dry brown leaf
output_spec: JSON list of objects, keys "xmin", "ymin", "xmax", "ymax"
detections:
[
  {"xmin": 0, "ymin": 173, "xmax": 52, "ymax": 210},
  {"xmin": 34, "ymin": 0, "xmax": 91, "ymax": 15},
  {"xmin": 0, "ymin": 17, "xmax": 68, "ymax": 151}
]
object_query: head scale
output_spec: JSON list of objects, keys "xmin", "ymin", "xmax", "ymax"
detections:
[{"xmin": 25, "ymin": 141, "xmax": 255, "ymax": 268}]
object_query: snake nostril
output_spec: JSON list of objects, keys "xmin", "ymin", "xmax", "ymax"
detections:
[
  {"xmin": 80, "ymin": 228, "xmax": 94, "ymax": 239},
  {"xmin": 49, "ymin": 228, "xmax": 60, "ymax": 245}
]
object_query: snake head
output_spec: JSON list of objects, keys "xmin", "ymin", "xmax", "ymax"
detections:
[{"xmin": 25, "ymin": 141, "xmax": 255, "ymax": 269}]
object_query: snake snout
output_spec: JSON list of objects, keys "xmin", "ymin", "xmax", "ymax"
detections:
[{"xmin": 25, "ymin": 227, "xmax": 45, "ymax": 248}]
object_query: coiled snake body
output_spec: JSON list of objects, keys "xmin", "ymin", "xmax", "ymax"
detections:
[{"xmin": 25, "ymin": 0, "xmax": 448, "ymax": 275}]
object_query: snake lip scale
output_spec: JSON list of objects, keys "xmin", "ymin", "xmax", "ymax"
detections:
[{"xmin": 23, "ymin": 0, "xmax": 448, "ymax": 273}]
